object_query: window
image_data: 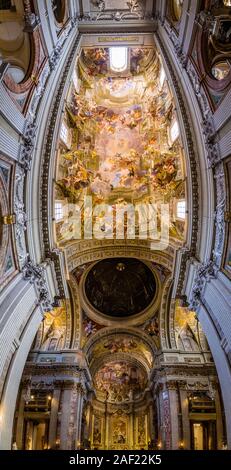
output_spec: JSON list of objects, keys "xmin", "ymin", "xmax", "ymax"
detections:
[
  {"xmin": 109, "ymin": 47, "xmax": 128, "ymax": 73},
  {"xmin": 0, "ymin": 1, "xmax": 12, "ymax": 10},
  {"xmin": 60, "ymin": 122, "xmax": 69, "ymax": 145},
  {"xmin": 55, "ymin": 202, "xmax": 63, "ymax": 221},
  {"xmin": 8, "ymin": 66, "xmax": 25, "ymax": 84},
  {"xmin": 170, "ymin": 119, "xmax": 180, "ymax": 143},
  {"xmin": 177, "ymin": 200, "xmax": 186, "ymax": 220},
  {"xmin": 72, "ymin": 69, "xmax": 78, "ymax": 90},
  {"xmin": 159, "ymin": 67, "xmax": 166, "ymax": 88},
  {"xmin": 172, "ymin": 0, "xmax": 184, "ymax": 21}
]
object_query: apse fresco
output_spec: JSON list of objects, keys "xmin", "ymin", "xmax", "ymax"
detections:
[
  {"xmin": 55, "ymin": 45, "xmax": 186, "ymax": 243},
  {"xmin": 94, "ymin": 361, "xmax": 147, "ymax": 403}
]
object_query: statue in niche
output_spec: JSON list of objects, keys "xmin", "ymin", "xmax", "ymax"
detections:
[
  {"xmin": 93, "ymin": 427, "xmax": 101, "ymax": 444},
  {"xmin": 177, "ymin": 323, "xmax": 199, "ymax": 351}
]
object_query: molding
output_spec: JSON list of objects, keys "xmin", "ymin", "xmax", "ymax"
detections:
[
  {"xmin": 21, "ymin": 257, "xmax": 53, "ymax": 313},
  {"xmin": 189, "ymin": 260, "xmax": 219, "ymax": 312},
  {"xmin": 41, "ymin": 33, "xmax": 82, "ymax": 297},
  {"xmin": 155, "ymin": 32, "xmax": 199, "ymax": 297}
]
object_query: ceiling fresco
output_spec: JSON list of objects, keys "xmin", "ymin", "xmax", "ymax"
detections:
[{"xmin": 55, "ymin": 42, "xmax": 186, "ymax": 244}]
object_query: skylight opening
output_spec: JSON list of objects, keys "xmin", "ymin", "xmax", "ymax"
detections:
[
  {"xmin": 170, "ymin": 119, "xmax": 180, "ymax": 144},
  {"xmin": 55, "ymin": 202, "xmax": 64, "ymax": 221},
  {"xmin": 109, "ymin": 47, "xmax": 128, "ymax": 73},
  {"xmin": 177, "ymin": 200, "xmax": 186, "ymax": 220},
  {"xmin": 60, "ymin": 122, "xmax": 69, "ymax": 145},
  {"xmin": 159, "ymin": 67, "xmax": 166, "ymax": 88}
]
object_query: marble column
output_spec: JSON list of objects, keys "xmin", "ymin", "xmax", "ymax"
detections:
[
  {"xmin": 74, "ymin": 383, "xmax": 86, "ymax": 449},
  {"xmin": 179, "ymin": 388, "xmax": 191, "ymax": 450},
  {"xmin": 148, "ymin": 402, "xmax": 155, "ymax": 443},
  {"xmin": 59, "ymin": 384, "xmax": 73, "ymax": 450},
  {"xmin": 15, "ymin": 388, "xmax": 26, "ymax": 450},
  {"xmin": 48, "ymin": 388, "xmax": 61, "ymax": 449},
  {"xmin": 105, "ymin": 412, "xmax": 109, "ymax": 450},
  {"xmin": 103, "ymin": 402, "xmax": 107, "ymax": 449},
  {"xmin": 215, "ymin": 390, "xmax": 224, "ymax": 450},
  {"xmin": 129, "ymin": 410, "xmax": 134, "ymax": 449},
  {"xmin": 168, "ymin": 387, "xmax": 180, "ymax": 449}
]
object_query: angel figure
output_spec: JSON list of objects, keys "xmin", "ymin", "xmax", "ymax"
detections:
[{"xmin": 127, "ymin": 0, "xmax": 140, "ymax": 12}]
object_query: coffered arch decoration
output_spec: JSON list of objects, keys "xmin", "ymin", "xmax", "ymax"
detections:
[
  {"xmin": 66, "ymin": 240, "xmax": 175, "ymax": 273},
  {"xmin": 84, "ymin": 327, "xmax": 157, "ymax": 368}
]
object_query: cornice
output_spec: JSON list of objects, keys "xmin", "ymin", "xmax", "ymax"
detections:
[{"xmin": 155, "ymin": 32, "xmax": 199, "ymax": 298}]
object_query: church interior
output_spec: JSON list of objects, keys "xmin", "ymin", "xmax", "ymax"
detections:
[{"xmin": 0, "ymin": 0, "xmax": 231, "ymax": 451}]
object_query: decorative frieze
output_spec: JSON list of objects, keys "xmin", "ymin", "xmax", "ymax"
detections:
[
  {"xmin": 155, "ymin": 33, "xmax": 199, "ymax": 297},
  {"xmin": 22, "ymin": 257, "xmax": 53, "ymax": 313},
  {"xmin": 23, "ymin": 0, "xmax": 40, "ymax": 31},
  {"xmin": 202, "ymin": 110, "xmax": 221, "ymax": 168},
  {"xmin": 20, "ymin": 121, "xmax": 37, "ymax": 171},
  {"xmin": 14, "ymin": 165, "xmax": 27, "ymax": 266},
  {"xmin": 41, "ymin": 33, "xmax": 81, "ymax": 297},
  {"xmin": 29, "ymin": 62, "xmax": 50, "ymax": 118},
  {"xmin": 49, "ymin": 18, "xmax": 77, "ymax": 71},
  {"xmin": 189, "ymin": 261, "xmax": 219, "ymax": 311},
  {"xmin": 213, "ymin": 163, "xmax": 226, "ymax": 267}
]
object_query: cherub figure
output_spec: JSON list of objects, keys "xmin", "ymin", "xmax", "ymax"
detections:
[{"xmin": 127, "ymin": 0, "xmax": 140, "ymax": 12}]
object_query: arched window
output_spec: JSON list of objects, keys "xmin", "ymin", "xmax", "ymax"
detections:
[
  {"xmin": 109, "ymin": 47, "xmax": 128, "ymax": 73},
  {"xmin": 170, "ymin": 119, "xmax": 180, "ymax": 144},
  {"xmin": 176, "ymin": 200, "xmax": 186, "ymax": 220}
]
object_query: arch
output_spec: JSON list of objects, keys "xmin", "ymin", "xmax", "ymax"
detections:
[{"xmin": 83, "ymin": 326, "xmax": 157, "ymax": 365}]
